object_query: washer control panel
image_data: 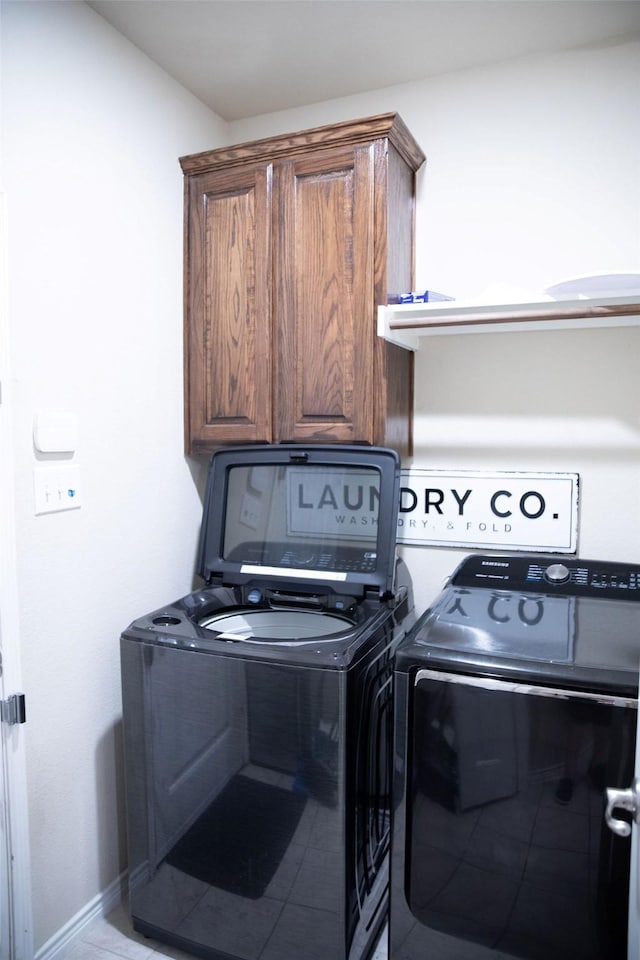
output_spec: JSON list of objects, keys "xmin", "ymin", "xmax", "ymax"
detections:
[{"xmin": 453, "ymin": 554, "xmax": 640, "ymax": 600}]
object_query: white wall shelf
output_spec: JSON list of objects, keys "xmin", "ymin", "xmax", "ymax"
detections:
[{"xmin": 377, "ymin": 294, "xmax": 640, "ymax": 350}]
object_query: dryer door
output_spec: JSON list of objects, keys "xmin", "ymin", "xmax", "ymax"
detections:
[
  {"xmin": 632, "ymin": 705, "xmax": 640, "ymax": 960},
  {"xmin": 409, "ymin": 669, "xmax": 635, "ymax": 959},
  {"xmin": 605, "ymin": 690, "xmax": 640, "ymax": 959}
]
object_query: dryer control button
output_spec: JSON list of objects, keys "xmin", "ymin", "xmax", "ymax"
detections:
[{"xmin": 545, "ymin": 563, "xmax": 571, "ymax": 584}]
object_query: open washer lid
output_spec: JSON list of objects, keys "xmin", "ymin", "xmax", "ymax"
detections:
[{"xmin": 197, "ymin": 444, "xmax": 401, "ymax": 599}]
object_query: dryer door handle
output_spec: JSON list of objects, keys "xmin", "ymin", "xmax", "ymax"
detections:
[{"xmin": 605, "ymin": 780, "xmax": 640, "ymax": 838}]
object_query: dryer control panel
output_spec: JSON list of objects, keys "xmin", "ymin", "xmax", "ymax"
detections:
[{"xmin": 453, "ymin": 554, "xmax": 640, "ymax": 600}]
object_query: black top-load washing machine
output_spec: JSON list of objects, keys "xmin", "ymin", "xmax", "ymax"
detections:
[
  {"xmin": 120, "ymin": 444, "xmax": 414, "ymax": 960},
  {"xmin": 390, "ymin": 553, "xmax": 640, "ymax": 960}
]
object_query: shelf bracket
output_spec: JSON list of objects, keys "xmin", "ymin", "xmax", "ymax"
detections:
[{"xmin": 376, "ymin": 306, "xmax": 418, "ymax": 351}]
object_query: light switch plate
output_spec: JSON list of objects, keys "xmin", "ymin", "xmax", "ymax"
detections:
[{"xmin": 34, "ymin": 465, "xmax": 82, "ymax": 515}]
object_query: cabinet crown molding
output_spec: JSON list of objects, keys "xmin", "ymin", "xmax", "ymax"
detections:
[{"xmin": 179, "ymin": 112, "xmax": 426, "ymax": 176}]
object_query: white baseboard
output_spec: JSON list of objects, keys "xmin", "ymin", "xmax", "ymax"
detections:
[{"xmin": 34, "ymin": 872, "xmax": 127, "ymax": 960}]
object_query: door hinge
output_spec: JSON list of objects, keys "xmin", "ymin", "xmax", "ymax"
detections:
[{"xmin": 1, "ymin": 693, "xmax": 26, "ymax": 725}]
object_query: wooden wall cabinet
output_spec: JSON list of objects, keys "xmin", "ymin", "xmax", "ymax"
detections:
[{"xmin": 180, "ymin": 113, "xmax": 425, "ymax": 456}]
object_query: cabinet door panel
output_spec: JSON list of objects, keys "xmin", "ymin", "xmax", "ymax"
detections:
[
  {"xmin": 274, "ymin": 146, "xmax": 374, "ymax": 444},
  {"xmin": 184, "ymin": 165, "xmax": 272, "ymax": 451}
]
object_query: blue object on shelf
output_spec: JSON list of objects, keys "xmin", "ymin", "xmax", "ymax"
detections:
[{"xmin": 397, "ymin": 290, "xmax": 454, "ymax": 304}]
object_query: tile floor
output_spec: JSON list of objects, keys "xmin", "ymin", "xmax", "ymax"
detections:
[{"xmin": 64, "ymin": 903, "xmax": 388, "ymax": 960}]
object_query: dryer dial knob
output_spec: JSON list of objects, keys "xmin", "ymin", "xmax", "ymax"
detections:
[{"xmin": 545, "ymin": 563, "xmax": 571, "ymax": 584}]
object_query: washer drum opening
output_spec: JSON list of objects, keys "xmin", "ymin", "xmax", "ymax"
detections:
[{"xmin": 200, "ymin": 609, "xmax": 354, "ymax": 643}]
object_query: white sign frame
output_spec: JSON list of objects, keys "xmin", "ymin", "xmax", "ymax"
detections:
[{"xmin": 398, "ymin": 470, "xmax": 579, "ymax": 553}]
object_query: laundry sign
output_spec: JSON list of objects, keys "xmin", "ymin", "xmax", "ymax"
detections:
[{"xmin": 398, "ymin": 470, "xmax": 579, "ymax": 553}]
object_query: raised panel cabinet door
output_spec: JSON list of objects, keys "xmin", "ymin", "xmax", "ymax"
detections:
[
  {"xmin": 273, "ymin": 145, "xmax": 376, "ymax": 445},
  {"xmin": 184, "ymin": 163, "xmax": 272, "ymax": 452}
]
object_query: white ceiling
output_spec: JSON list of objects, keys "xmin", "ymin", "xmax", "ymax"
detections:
[{"xmin": 87, "ymin": 0, "xmax": 640, "ymax": 121}]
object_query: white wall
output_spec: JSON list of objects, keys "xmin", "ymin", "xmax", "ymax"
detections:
[
  {"xmin": 1, "ymin": 0, "xmax": 228, "ymax": 949},
  {"xmin": 2, "ymin": 1, "xmax": 639, "ymax": 952},
  {"xmin": 231, "ymin": 39, "xmax": 640, "ymax": 613}
]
